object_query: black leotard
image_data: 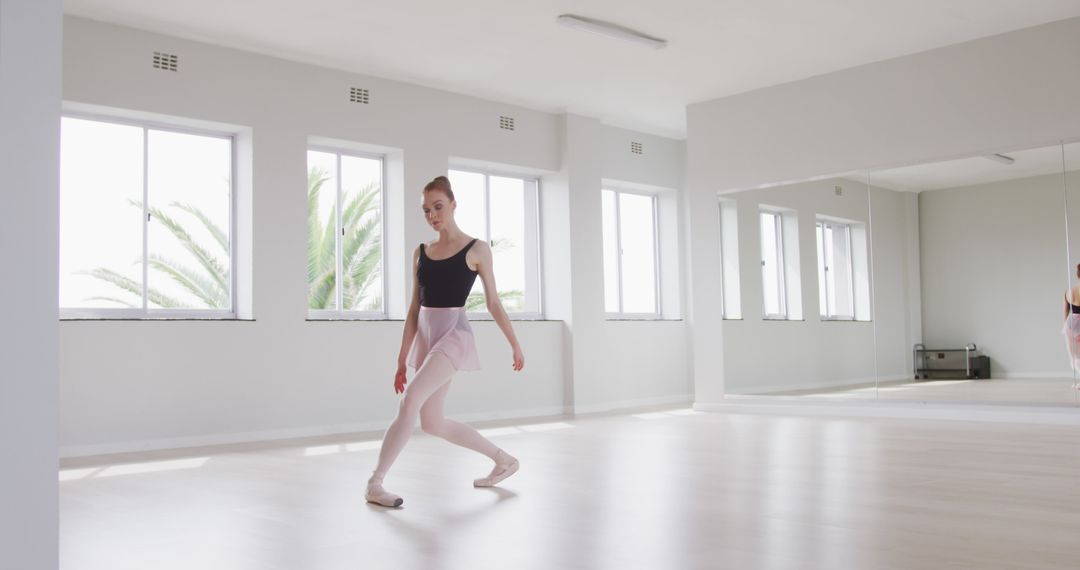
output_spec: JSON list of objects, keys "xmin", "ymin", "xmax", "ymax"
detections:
[{"xmin": 417, "ymin": 239, "xmax": 479, "ymax": 308}]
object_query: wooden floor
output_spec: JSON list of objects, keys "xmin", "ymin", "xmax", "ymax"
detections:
[
  {"xmin": 766, "ymin": 377, "xmax": 1080, "ymax": 406},
  {"xmin": 60, "ymin": 408, "xmax": 1080, "ymax": 570}
]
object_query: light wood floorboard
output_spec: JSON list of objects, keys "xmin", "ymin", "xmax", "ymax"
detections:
[{"xmin": 60, "ymin": 409, "xmax": 1080, "ymax": 570}]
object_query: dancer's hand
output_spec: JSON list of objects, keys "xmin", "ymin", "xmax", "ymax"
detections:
[
  {"xmin": 394, "ymin": 365, "xmax": 408, "ymax": 394},
  {"xmin": 512, "ymin": 345, "xmax": 525, "ymax": 372}
]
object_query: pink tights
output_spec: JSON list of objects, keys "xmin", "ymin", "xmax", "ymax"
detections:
[{"xmin": 372, "ymin": 352, "xmax": 501, "ymax": 480}]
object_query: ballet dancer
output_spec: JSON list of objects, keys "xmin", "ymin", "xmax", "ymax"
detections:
[
  {"xmin": 1063, "ymin": 263, "xmax": 1080, "ymax": 388},
  {"xmin": 365, "ymin": 175, "xmax": 525, "ymax": 508}
]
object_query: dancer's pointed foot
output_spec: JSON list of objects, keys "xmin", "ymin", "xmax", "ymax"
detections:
[
  {"xmin": 474, "ymin": 450, "xmax": 519, "ymax": 487},
  {"xmin": 365, "ymin": 475, "xmax": 403, "ymax": 508}
]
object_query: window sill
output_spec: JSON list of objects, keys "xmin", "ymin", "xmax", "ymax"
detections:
[
  {"xmin": 820, "ymin": 318, "xmax": 873, "ymax": 323},
  {"xmin": 61, "ymin": 318, "xmax": 255, "ymax": 322},
  {"xmin": 306, "ymin": 317, "xmax": 564, "ymax": 323},
  {"xmin": 605, "ymin": 317, "xmax": 684, "ymax": 322},
  {"xmin": 306, "ymin": 317, "xmax": 391, "ymax": 322}
]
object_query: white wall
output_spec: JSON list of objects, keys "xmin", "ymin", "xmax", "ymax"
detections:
[
  {"xmin": 1, "ymin": 0, "xmax": 61, "ymax": 567},
  {"xmin": 686, "ymin": 16, "xmax": 1080, "ymax": 402},
  {"xmin": 919, "ymin": 173, "xmax": 1070, "ymax": 376},
  {"xmin": 718, "ymin": 178, "xmax": 915, "ymax": 394},
  {"xmin": 59, "ymin": 17, "xmax": 689, "ymax": 455},
  {"xmin": 870, "ymin": 186, "xmax": 922, "ymax": 380}
]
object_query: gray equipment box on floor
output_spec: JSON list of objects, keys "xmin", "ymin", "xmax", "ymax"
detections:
[{"xmin": 913, "ymin": 343, "xmax": 991, "ymax": 379}]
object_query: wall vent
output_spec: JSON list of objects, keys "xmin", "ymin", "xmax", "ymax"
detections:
[
  {"xmin": 631, "ymin": 141, "xmax": 644, "ymax": 155},
  {"xmin": 152, "ymin": 51, "xmax": 178, "ymax": 72},
  {"xmin": 349, "ymin": 87, "xmax": 370, "ymax": 104},
  {"xmin": 499, "ymin": 116, "xmax": 515, "ymax": 131}
]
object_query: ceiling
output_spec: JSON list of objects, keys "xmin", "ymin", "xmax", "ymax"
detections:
[
  {"xmin": 64, "ymin": 0, "xmax": 1080, "ymax": 139},
  {"xmin": 871, "ymin": 143, "xmax": 1080, "ymax": 192}
]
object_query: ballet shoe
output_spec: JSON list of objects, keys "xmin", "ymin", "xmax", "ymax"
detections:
[
  {"xmin": 365, "ymin": 476, "xmax": 403, "ymax": 508},
  {"xmin": 473, "ymin": 450, "xmax": 519, "ymax": 488}
]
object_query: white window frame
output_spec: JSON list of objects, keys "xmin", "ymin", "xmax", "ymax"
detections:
[
  {"xmin": 307, "ymin": 146, "xmax": 388, "ymax": 320},
  {"xmin": 759, "ymin": 209, "xmax": 787, "ymax": 320},
  {"xmin": 718, "ymin": 204, "xmax": 726, "ymax": 318},
  {"xmin": 447, "ymin": 167, "xmax": 543, "ymax": 320},
  {"xmin": 816, "ymin": 219, "xmax": 856, "ymax": 320},
  {"xmin": 59, "ymin": 113, "xmax": 238, "ymax": 320},
  {"xmin": 604, "ymin": 188, "xmax": 662, "ymax": 320}
]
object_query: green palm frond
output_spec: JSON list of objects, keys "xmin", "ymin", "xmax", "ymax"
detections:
[
  {"xmin": 172, "ymin": 202, "xmax": 229, "ymax": 253},
  {"xmin": 307, "ymin": 169, "xmax": 332, "ymax": 284},
  {"xmin": 465, "ymin": 289, "xmax": 524, "ymax": 311},
  {"xmin": 341, "ymin": 183, "xmax": 379, "ymax": 229},
  {"xmin": 146, "ymin": 204, "xmax": 230, "ymax": 292},
  {"xmin": 309, "ymin": 267, "xmax": 336, "ymax": 310},
  {"xmin": 342, "ymin": 217, "xmax": 380, "ymax": 300},
  {"xmin": 87, "ymin": 199, "xmax": 231, "ymax": 310},
  {"xmin": 81, "ymin": 268, "xmax": 141, "ymax": 300},
  {"xmin": 307, "ymin": 166, "xmax": 384, "ymax": 311},
  {"xmin": 148, "ymin": 254, "xmax": 228, "ymax": 308},
  {"xmin": 81, "ymin": 268, "xmax": 186, "ymax": 308},
  {"xmin": 489, "ymin": 237, "xmax": 515, "ymax": 252}
]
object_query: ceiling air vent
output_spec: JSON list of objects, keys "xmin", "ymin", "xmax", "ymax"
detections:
[
  {"xmin": 499, "ymin": 116, "xmax": 515, "ymax": 131},
  {"xmin": 152, "ymin": 51, "xmax": 178, "ymax": 72},
  {"xmin": 631, "ymin": 141, "xmax": 644, "ymax": 155},
  {"xmin": 349, "ymin": 87, "xmax": 370, "ymax": 104}
]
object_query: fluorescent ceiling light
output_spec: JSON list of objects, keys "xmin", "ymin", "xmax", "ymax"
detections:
[
  {"xmin": 984, "ymin": 153, "xmax": 1015, "ymax": 165},
  {"xmin": 556, "ymin": 14, "xmax": 667, "ymax": 49}
]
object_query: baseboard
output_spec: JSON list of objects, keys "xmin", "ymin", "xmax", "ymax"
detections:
[
  {"xmin": 59, "ymin": 404, "xmax": 571, "ymax": 459},
  {"xmin": 695, "ymin": 397, "xmax": 1080, "ymax": 426},
  {"xmin": 997, "ymin": 372, "xmax": 1074, "ymax": 379},
  {"xmin": 741, "ymin": 375, "xmax": 882, "ymax": 395},
  {"xmin": 573, "ymin": 394, "xmax": 693, "ymax": 415}
]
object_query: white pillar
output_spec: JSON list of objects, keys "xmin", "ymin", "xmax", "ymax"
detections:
[
  {"xmin": 684, "ymin": 129, "xmax": 727, "ymax": 404},
  {"xmin": 544, "ymin": 114, "xmax": 607, "ymax": 412},
  {"xmin": 0, "ymin": 0, "xmax": 62, "ymax": 568}
]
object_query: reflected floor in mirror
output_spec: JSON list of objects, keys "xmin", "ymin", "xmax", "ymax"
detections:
[
  {"xmin": 60, "ymin": 408, "xmax": 1080, "ymax": 570},
  {"xmin": 768, "ymin": 377, "xmax": 1080, "ymax": 405}
]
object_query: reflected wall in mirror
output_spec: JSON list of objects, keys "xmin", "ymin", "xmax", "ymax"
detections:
[
  {"xmin": 1063, "ymin": 141, "xmax": 1080, "ymax": 402},
  {"xmin": 871, "ymin": 143, "xmax": 1075, "ymax": 405},
  {"xmin": 720, "ymin": 173, "xmax": 881, "ymax": 400}
]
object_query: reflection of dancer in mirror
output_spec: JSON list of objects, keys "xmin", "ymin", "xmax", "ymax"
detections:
[
  {"xmin": 1063, "ymin": 263, "xmax": 1080, "ymax": 384},
  {"xmin": 365, "ymin": 176, "xmax": 525, "ymax": 508}
]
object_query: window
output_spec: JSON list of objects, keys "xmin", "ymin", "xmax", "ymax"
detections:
[
  {"xmin": 816, "ymin": 216, "xmax": 871, "ymax": 321},
  {"xmin": 718, "ymin": 198, "xmax": 741, "ymax": 319},
  {"xmin": 602, "ymin": 189, "xmax": 660, "ymax": 317},
  {"xmin": 447, "ymin": 169, "xmax": 541, "ymax": 317},
  {"xmin": 816, "ymin": 220, "xmax": 855, "ymax": 319},
  {"xmin": 59, "ymin": 116, "xmax": 234, "ymax": 318},
  {"xmin": 759, "ymin": 210, "xmax": 786, "ymax": 318},
  {"xmin": 307, "ymin": 149, "xmax": 385, "ymax": 318}
]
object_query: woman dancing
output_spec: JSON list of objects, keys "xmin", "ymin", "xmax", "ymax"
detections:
[
  {"xmin": 365, "ymin": 175, "xmax": 525, "ymax": 508},
  {"xmin": 1064, "ymin": 264, "xmax": 1080, "ymax": 382}
]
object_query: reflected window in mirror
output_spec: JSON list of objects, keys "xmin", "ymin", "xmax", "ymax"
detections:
[
  {"xmin": 718, "ymin": 198, "xmax": 741, "ymax": 318},
  {"xmin": 759, "ymin": 207, "xmax": 802, "ymax": 320},
  {"xmin": 816, "ymin": 220, "xmax": 855, "ymax": 320},
  {"xmin": 760, "ymin": 210, "xmax": 786, "ymax": 318}
]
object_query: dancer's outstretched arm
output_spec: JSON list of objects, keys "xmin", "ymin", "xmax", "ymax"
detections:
[
  {"xmin": 395, "ymin": 246, "xmax": 422, "ymax": 393},
  {"xmin": 471, "ymin": 240, "xmax": 524, "ymax": 371}
]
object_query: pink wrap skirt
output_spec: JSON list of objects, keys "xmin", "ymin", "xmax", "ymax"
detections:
[
  {"xmin": 1064, "ymin": 314, "xmax": 1080, "ymax": 369},
  {"xmin": 407, "ymin": 306, "xmax": 481, "ymax": 372}
]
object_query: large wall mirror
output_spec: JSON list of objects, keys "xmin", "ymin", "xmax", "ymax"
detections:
[
  {"xmin": 719, "ymin": 172, "xmax": 880, "ymax": 401},
  {"xmin": 870, "ymin": 142, "xmax": 1077, "ymax": 406},
  {"xmin": 721, "ymin": 141, "xmax": 1080, "ymax": 408}
]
